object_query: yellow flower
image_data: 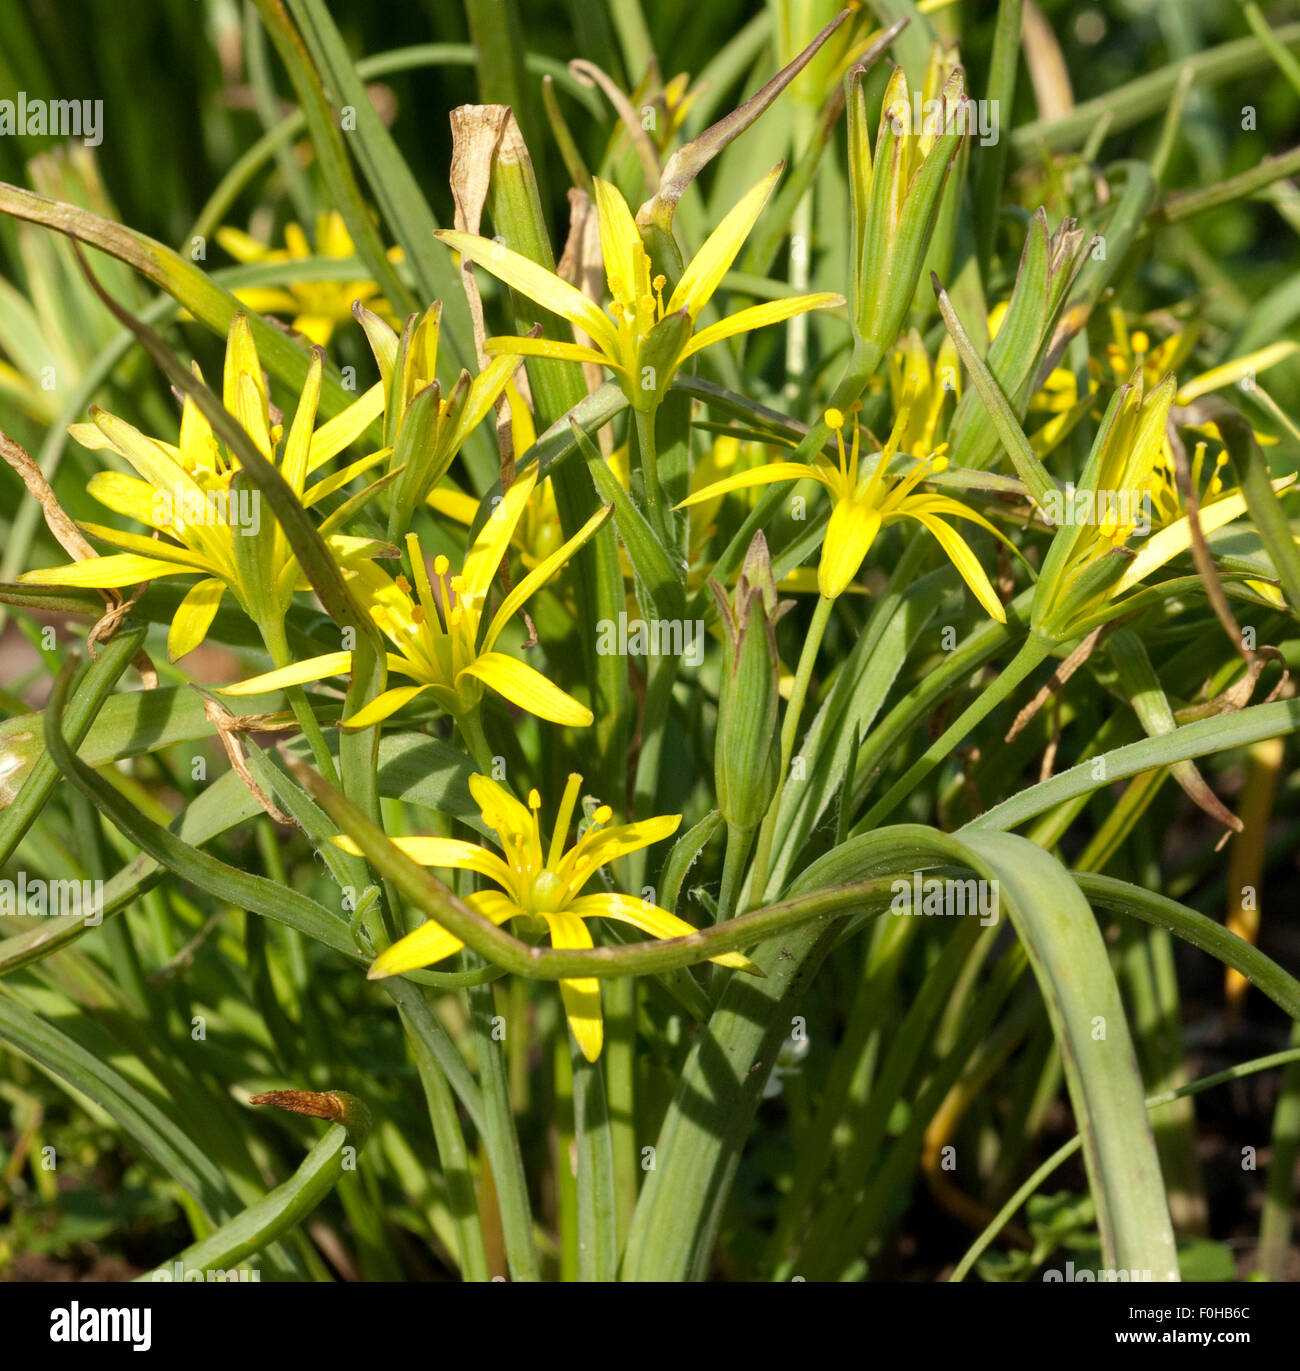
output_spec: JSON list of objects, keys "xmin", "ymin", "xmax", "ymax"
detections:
[
  {"xmin": 355, "ymin": 772, "xmax": 758, "ymax": 1060},
  {"xmin": 435, "ymin": 168, "xmax": 842, "ymax": 412},
  {"xmin": 676, "ymin": 401, "xmax": 1007, "ymax": 616},
  {"xmin": 220, "ymin": 467, "xmax": 610, "ymax": 729},
  {"xmin": 218, "ymin": 211, "xmax": 400, "ymax": 346},
  {"xmin": 1100, "ymin": 310, "xmax": 1296, "ymax": 426},
  {"xmin": 1032, "ymin": 371, "xmax": 1294, "ymax": 632},
  {"xmin": 18, "ymin": 314, "xmax": 386, "ymax": 661},
  {"xmin": 888, "ymin": 328, "xmax": 961, "ymax": 458}
]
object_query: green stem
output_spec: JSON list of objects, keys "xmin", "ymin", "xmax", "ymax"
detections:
[
  {"xmin": 457, "ymin": 708, "xmax": 498, "ymax": 775},
  {"xmin": 405, "ymin": 1006, "xmax": 491, "ymax": 1282},
  {"xmin": 572, "ymin": 1048, "xmax": 618, "ymax": 1281},
  {"xmin": 1009, "ymin": 24, "xmax": 1300, "ymax": 155},
  {"xmin": 468, "ymin": 979, "xmax": 540, "ymax": 1281},
  {"xmin": 137, "ymin": 1099, "xmax": 369, "ymax": 1281},
  {"xmin": 634, "ymin": 406, "xmax": 671, "ymax": 547},
  {"xmin": 715, "ymin": 822, "xmax": 754, "ymax": 927},
  {"xmin": 601, "ymin": 976, "xmax": 638, "ymax": 1249},
  {"xmin": 627, "ymin": 654, "xmax": 677, "ymax": 891},
  {"xmin": 749, "ymin": 594, "xmax": 834, "ymax": 903},
  {"xmin": 258, "ymin": 615, "xmax": 340, "ymax": 789},
  {"xmin": 553, "ymin": 1022, "xmax": 579, "ymax": 1279},
  {"xmin": 856, "ymin": 632, "xmax": 1052, "ymax": 833}
]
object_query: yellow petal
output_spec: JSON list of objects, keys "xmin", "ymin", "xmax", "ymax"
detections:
[
  {"xmin": 77, "ymin": 523, "xmax": 217, "ymax": 574},
  {"xmin": 566, "ymin": 892, "xmax": 758, "ymax": 971},
  {"xmin": 86, "ymin": 471, "xmax": 171, "ymax": 530},
  {"xmin": 459, "ymin": 651, "xmax": 592, "ymax": 726},
  {"xmin": 559, "ymin": 815, "xmax": 681, "ymax": 894},
  {"xmin": 461, "ymin": 467, "xmax": 538, "ymax": 606},
  {"xmin": 68, "ymin": 420, "xmax": 115, "ymax": 451},
  {"xmin": 368, "ymin": 889, "xmax": 519, "ymax": 978},
  {"xmin": 215, "ymin": 226, "xmax": 271, "ymax": 263},
  {"xmin": 88, "ymin": 408, "xmax": 202, "ymax": 499},
  {"xmin": 483, "ymin": 335, "xmax": 613, "ymax": 369},
  {"xmin": 675, "ymin": 461, "xmax": 832, "ymax": 510},
  {"xmin": 544, "ymin": 909, "xmax": 603, "ymax": 1061},
  {"xmin": 426, "ymin": 486, "xmax": 482, "ymax": 526},
  {"xmin": 468, "ymin": 773, "xmax": 537, "ymax": 846},
  {"xmin": 667, "ymin": 164, "xmax": 782, "ymax": 321},
  {"xmin": 592, "ymin": 177, "xmax": 649, "ymax": 308},
  {"xmin": 1114, "ymin": 490, "xmax": 1256, "ymax": 596},
  {"xmin": 483, "ymin": 499, "xmax": 612, "ymax": 650},
  {"xmin": 303, "ymin": 447, "xmax": 390, "ymax": 507},
  {"xmin": 680, "ymin": 292, "xmax": 844, "ymax": 359},
  {"xmin": 450, "ymin": 354, "xmax": 523, "ymax": 453},
  {"xmin": 223, "ymin": 314, "xmax": 265, "ymax": 429},
  {"xmin": 17, "ymin": 553, "xmax": 189, "ymax": 588},
  {"xmin": 167, "ymin": 577, "xmax": 225, "ymax": 662},
  {"xmin": 308, "ymin": 381, "xmax": 385, "ymax": 471},
  {"xmin": 341, "ymin": 684, "xmax": 431, "ymax": 730},
  {"xmin": 436, "ymin": 230, "xmax": 620, "ymax": 358},
  {"xmin": 179, "ymin": 371, "xmax": 220, "ymax": 470},
  {"xmin": 819, "ymin": 500, "xmax": 881, "ymax": 598},
  {"xmin": 904, "ymin": 510, "xmax": 1006, "ymax": 622},
  {"xmin": 1175, "ymin": 341, "xmax": 1300, "ymax": 405},
  {"xmin": 293, "ymin": 315, "xmax": 335, "ymax": 347},
  {"xmin": 281, "ymin": 351, "xmax": 324, "ymax": 496},
  {"xmin": 332, "ymin": 834, "xmax": 514, "ymax": 889},
  {"xmin": 218, "ymin": 650, "xmax": 354, "ymax": 696},
  {"xmin": 236, "ymin": 371, "xmax": 274, "ymax": 460},
  {"xmin": 228, "ymin": 287, "xmax": 298, "ymax": 315}
]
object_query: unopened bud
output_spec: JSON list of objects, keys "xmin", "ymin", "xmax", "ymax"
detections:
[{"xmin": 708, "ymin": 532, "xmax": 791, "ymax": 833}]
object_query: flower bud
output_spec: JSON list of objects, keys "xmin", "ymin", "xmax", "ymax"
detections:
[
  {"xmin": 848, "ymin": 60, "xmax": 968, "ymax": 354},
  {"xmin": 709, "ymin": 532, "xmax": 791, "ymax": 834}
]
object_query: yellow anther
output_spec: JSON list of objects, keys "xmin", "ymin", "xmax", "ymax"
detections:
[
  {"xmin": 433, "ymin": 554, "xmax": 450, "ymax": 577},
  {"xmin": 528, "ymin": 789, "xmax": 541, "ymax": 810},
  {"xmin": 930, "ymin": 455, "xmax": 950, "ymax": 474},
  {"xmin": 652, "ymin": 274, "xmax": 666, "ymax": 292},
  {"xmin": 825, "ymin": 407, "xmax": 845, "ymax": 430},
  {"xmin": 593, "ymin": 804, "xmax": 612, "ymax": 825},
  {"xmin": 1130, "ymin": 330, "xmax": 1150, "ymax": 354},
  {"xmin": 395, "ymin": 574, "xmax": 411, "ymax": 594}
]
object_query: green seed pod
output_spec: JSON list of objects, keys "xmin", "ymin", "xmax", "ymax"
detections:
[{"xmin": 709, "ymin": 531, "xmax": 791, "ymax": 835}]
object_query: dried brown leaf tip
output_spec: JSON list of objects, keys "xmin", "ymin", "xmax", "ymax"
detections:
[{"xmin": 250, "ymin": 1089, "xmax": 371, "ymax": 1139}]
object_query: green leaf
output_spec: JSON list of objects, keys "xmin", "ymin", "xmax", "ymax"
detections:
[
  {"xmin": 0, "ymin": 992, "xmax": 243, "ymax": 1224},
  {"xmin": 0, "ymin": 625, "xmax": 145, "ymax": 866},
  {"xmin": 42, "ymin": 655, "xmax": 358, "ymax": 959},
  {"xmin": 140, "ymin": 1094, "xmax": 370, "ymax": 1281},
  {"xmin": 285, "ymin": 0, "xmax": 477, "ymax": 368},
  {"xmin": 968, "ymin": 697, "xmax": 1300, "ymax": 832},
  {"xmin": 250, "ymin": 0, "xmax": 414, "ymax": 319}
]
